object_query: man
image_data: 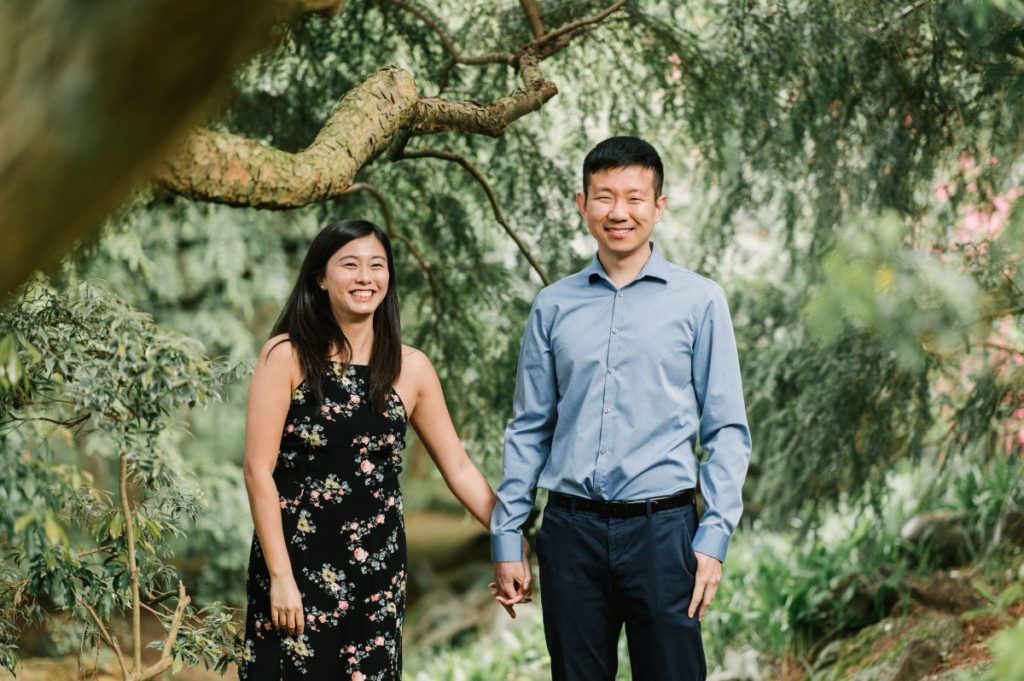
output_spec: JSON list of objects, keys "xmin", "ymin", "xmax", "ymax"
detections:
[{"xmin": 490, "ymin": 136, "xmax": 751, "ymax": 681}]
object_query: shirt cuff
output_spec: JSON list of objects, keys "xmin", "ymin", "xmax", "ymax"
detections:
[
  {"xmin": 491, "ymin": 531, "xmax": 523, "ymax": 562},
  {"xmin": 692, "ymin": 525, "xmax": 731, "ymax": 563}
]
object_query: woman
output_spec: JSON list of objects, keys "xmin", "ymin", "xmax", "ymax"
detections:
[{"xmin": 239, "ymin": 219, "xmax": 529, "ymax": 680}]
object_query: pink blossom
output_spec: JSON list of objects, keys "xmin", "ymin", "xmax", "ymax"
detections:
[
  {"xmin": 350, "ymin": 533, "xmax": 358, "ymax": 541},
  {"xmin": 374, "ymin": 636, "xmax": 385, "ymax": 646},
  {"xmin": 340, "ymin": 601, "xmax": 349, "ymax": 611},
  {"xmin": 386, "ymin": 434, "xmax": 395, "ymax": 444},
  {"xmin": 360, "ymin": 459, "xmax": 375, "ymax": 473},
  {"xmin": 934, "ymin": 180, "xmax": 955, "ymax": 202},
  {"xmin": 361, "ymin": 436, "xmax": 370, "ymax": 444},
  {"xmin": 321, "ymin": 405, "xmax": 329, "ymax": 413},
  {"xmin": 354, "ymin": 547, "xmax": 369, "ymax": 561},
  {"xmin": 350, "ymin": 522, "xmax": 359, "ymax": 530},
  {"xmin": 387, "ymin": 496, "xmax": 395, "ymax": 507},
  {"xmin": 333, "ymin": 406, "xmax": 342, "ymax": 413},
  {"xmin": 347, "ymin": 645, "xmax": 356, "ymax": 653},
  {"xmin": 351, "ymin": 395, "xmax": 361, "ymax": 404},
  {"xmin": 280, "ymin": 501, "xmax": 287, "ymax": 509},
  {"xmin": 307, "ymin": 614, "xmax": 315, "ymax": 622},
  {"xmin": 351, "ymin": 668, "xmax": 363, "ymax": 680},
  {"xmin": 371, "ymin": 594, "xmax": 380, "ymax": 602},
  {"xmin": 375, "ymin": 514, "xmax": 385, "ymax": 524},
  {"xmin": 319, "ymin": 615, "xmax": 327, "ymax": 623},
  {"xmin": 959, "ymin": 152, "xmax": 975, "ymax": 170},
  {"xmin": 286, "ymin": 424, "xmax": 294, "ymax": 433},
  {"xmin": 310, "ymin": 491, "xmax": 320, "ymax": 499},
  {"xmin": 323, "ymin": 492, "xmax": 331, "ymax": 500}
]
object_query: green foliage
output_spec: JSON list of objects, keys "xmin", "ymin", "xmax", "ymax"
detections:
[
  {"xmin": 0, "ymin": 278, "xmax": 243, "ymax": 673},
  {"xmin": 987, "ymin": 618, "xmax": 1024, "ymax": 681}
]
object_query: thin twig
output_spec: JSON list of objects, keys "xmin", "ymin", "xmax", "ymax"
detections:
[
  {"xmin": 384, "ymin": 0, "xmax": 516, "ymax": 65},
  {"xmin": 137, "ymin": 581, "xmax": 190, "ymax": 680},
  {"xmin": 119, "ymin": 453, "xmax": 142, "ymax": 675},
  {"xmin": 869, "ymin": 0, "xmax": 935, "ymax": 36},
  {"xmin": 521, "ymin": 0, "xmax": 629, "ymax": 59},
  {"xmin": 398, "ymin": 150, "xmax": 551, "ymax": 285},
  {"xmin": 519, "ymin": 0, "xmax": 546, "ymax": 39},
  {"xmin": 77, "ymin": 594, "xmax": 129, "ymax": 680}
]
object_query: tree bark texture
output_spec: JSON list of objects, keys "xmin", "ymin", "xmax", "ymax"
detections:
[
  {"xmin": 0, "ymin": 0, "xmax": 283, "ymax": 296},
  {"xmin": 155, "ymin": 60, "xmax": 557, "ymax": 207}
]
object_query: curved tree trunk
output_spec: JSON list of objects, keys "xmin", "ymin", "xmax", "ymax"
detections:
[{"xmin": 0, "ymin": 0, "xmax": 286, "ymax": 295}]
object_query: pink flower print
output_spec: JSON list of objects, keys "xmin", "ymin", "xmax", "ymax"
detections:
[
  {"xmin": 319, "ymin": 615, "xmax": 328, "ymax": 623},
  {"xmin": 371, "ymin": 594, "xmax": 380, "ymax": 602},
  {"xmin": 351, "ymin": 669, "xmax": 364, "ymax": 680},
  {"xmin": 386, "ymin": 434, "xmax": 395, "ymax": 444},
  {"xmin": 361, "ymin": 436, "xmax": 370, "ymax": 444},
  {"xmin": 369, "ymin": 614, "xmax": 377, "ymax": 621},
  {"xmin": 347, "ymin": 645, "xmax": 356, "ymax": 653},
  {"xmin": 350, "ymin": 522, "xmax": 359, "ymax": 530},
  {"xmin": 310, "ymin": 491, "xmax": 320, "ymax": 499},
  {"xmin": 350, "ymin": 533, "xmax": 358, "ymax": 541},
  {"xmin": 339, "ymin": 601, "xmax": 349, "ymax": 611},
  {"xmin": 307, "ymin": 614, "xmax": 315, "ymax": 622},
  {"xmin": 323, "ymin": 492, "xmax": 331, "ymax": 500},
  {"xmin": 280, "ymin": 501, "xmax": 287, "ymax": 509},
  {"xmin": 286, "ymin": 424, "xmax": 295, "ymax": 433},
  {"xmin": 383, "ymin": 411, "xmax": 389, "ymax": 417},
  {"xmin": 359, "ymin": 447, "xmax": 367, "ymax": 454},
  {"xmin": 353, "ymin": 547, "xmax": 369, "ymax": 562},
  {"xmin": 321, "ymin": 405, "xmax": 330, "ymax": 413},
  {"xmin": 375, "ymin": 514, "xmax": 385, "ymax": 524},
  {"xmin": 385, "ymin": 590, "xmax": 393, "ymax": 598},
  {"xmin": 374, "ymin": 636, "xmax": 385, "ymax": 647},
  {"xmin": 333, "ymin": 405, "xmax": 342, "ymax": 413},
  {"xmin": 387, "ymin": 496, "xmax": 395, "ymax": 507},
  {"xmin": 360, "ymin": 459, "xmax": 375, "ymax": 473},
  {"xmin": 351, "ymin": 394, "xmax": 361, "ymax": 404}
]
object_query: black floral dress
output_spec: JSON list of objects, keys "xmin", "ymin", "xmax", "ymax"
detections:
[{"xmin": 240, "ymin": 362, "xmax": 407, "ymax": 681}]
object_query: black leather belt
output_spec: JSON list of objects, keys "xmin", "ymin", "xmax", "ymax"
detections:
[{"xmin": 550, "ymin": 490, "xmax": 694, "ymax": 518}]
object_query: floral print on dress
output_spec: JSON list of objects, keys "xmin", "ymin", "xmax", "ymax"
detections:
[{"xmin": 241, "ymin": 362, "xmax": 407, "ymax": 680}]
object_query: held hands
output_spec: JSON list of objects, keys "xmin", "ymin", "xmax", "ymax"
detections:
[
  {"xmin": 489, "ymin": 538, "xmax": 534, "ymax": 619},
  {"xmin": 688, "ymin": 550, "xmax": 722, "ymax": 622},
  {"xmin": 270, "ymin": 574, "xmax": 305, "ymax": 637}
]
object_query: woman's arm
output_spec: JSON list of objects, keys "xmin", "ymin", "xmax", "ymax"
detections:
[
  {"xmin": 405, "ymin": 349, "xmax": 495, "ymax": 529},
  {"xmin": 243, "ymin": 335, "xmax": 304, "ymax": 636}
]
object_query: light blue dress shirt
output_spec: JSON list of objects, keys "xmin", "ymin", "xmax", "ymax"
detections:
[{"xmin": 490, "ymin": 243, "xmax": 751, "ymax": 563}]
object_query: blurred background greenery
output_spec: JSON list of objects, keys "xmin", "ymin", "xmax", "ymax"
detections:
[{"xmin": 2, "ymin": 0, "xmax": 1024, "ymax": 679}]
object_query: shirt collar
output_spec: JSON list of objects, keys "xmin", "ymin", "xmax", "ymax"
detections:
[{"xmin": 586, "ymin": 242, "xmax": 671, "ymax": 286}]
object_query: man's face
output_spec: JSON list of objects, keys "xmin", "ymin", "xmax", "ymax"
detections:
[{"xmin": 576, "ymin": 165, "xmax": 667, "ymax": 260}]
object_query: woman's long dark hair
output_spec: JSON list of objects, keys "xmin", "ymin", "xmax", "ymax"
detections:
[{"xmin": 270, "ymin": 219, "xmax": 402, "ymax": 413}]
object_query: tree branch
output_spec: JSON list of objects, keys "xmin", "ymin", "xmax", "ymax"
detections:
[
  {"xmin": 77, "ymin": 594, "xmax": 129, "ymax": 680},
  {"xmin": 397, "ymin": 149, "xmax": 551, "ymax": 285},
  {"xmin": 137, "ymin": 581, "xmax": 190, "ymax": 681},
  {"xmin": 519, "ymin": 0, "xmax": 546, "ymax": 39},
  {"xmin": 156, "ymin": 64, "xmax": 556, "ymax": 206},
  {"xmin": 119, "ymin": 452, "xmax": 142, "ymax": 675},
  {"xmin": 521, "ymin": 0, "xmax": 630, "ymax": 60},
  {"xmin": 382, "ymin": 0, "xmax": 516, "ymax": 65}
]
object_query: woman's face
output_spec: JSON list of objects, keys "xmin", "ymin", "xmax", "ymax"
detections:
[{"xmin": 319, "ymin": 235, "xmax": 389, "ymax": 321}]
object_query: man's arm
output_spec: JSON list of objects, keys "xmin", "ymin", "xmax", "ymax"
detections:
[
  {"xmin": 490, "ymin": 295, "xmax": 558, "ymax": 603},
  {"xmin": 691, "ymin": 284, "xmax": 752, "ymax": 563}
]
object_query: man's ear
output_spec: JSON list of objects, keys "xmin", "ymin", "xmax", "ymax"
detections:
[
  {"xmin": 654, "ymin": 193, "xmax": 668, "ymax": 222},
  {"xmin": 576, "ymin": 191, "xmax": 588, "ymax": 218}
]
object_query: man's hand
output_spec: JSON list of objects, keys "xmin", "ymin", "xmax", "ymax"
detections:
[
  {"xmin": 490, "ymin": 539, "xmax": 533, "ymax": 618},
  {"xmin": 687, "ymin": 550, "xmax": 722, "ymax": 622}
]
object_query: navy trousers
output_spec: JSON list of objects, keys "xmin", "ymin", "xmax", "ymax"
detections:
[{"xmin": 535, "ymin": 499, "xmax": 706, "ymax": 681}]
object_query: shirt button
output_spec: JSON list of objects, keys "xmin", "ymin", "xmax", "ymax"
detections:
[
  {"xmin": 608, "ymin": 367, "xmax": 616, "ymax": 373},
  {"xmin": 617, "ymin": 292, "xmax": 623, "ymax": 298},
  {"xmin": 603, "ymin": 407, "xmax": 610, "ymax": 414},
  {"xmin": 611, "ymin": 328, "xmax": 619, "ymax": 334},
  {"xmin": 599, "ymin": 448, "xmax": 607, "ymax": 455}
]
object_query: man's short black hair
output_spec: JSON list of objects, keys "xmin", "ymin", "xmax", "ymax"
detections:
[{"xmin": 582, "ymin": 136, "xmax": 664, "ymax": 197}]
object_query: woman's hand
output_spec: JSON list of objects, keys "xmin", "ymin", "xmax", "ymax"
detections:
[{"xmin": 270, "ymin": 574, "xmax": 305, "ymax": 637}]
